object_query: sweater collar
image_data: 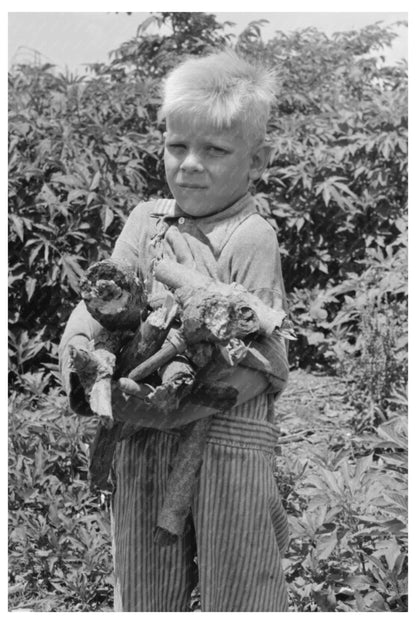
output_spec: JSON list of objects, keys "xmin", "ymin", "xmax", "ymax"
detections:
[
  {"xmin": 150, "ymin": 192, "xmax": 254, "ymax": 222},
  {"xmin": 150, "ymin": 193, "xmax": 257, "ymax": 256}
]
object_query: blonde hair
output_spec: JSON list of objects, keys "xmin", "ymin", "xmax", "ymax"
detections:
[{"xmin": 159, "ymin": 49, "xmax": 276, "ymax": 145}]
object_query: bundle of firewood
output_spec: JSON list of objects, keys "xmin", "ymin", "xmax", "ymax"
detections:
[{"xmin": 69, "ymin": 257, "xmax": 294, "ymax": 544}]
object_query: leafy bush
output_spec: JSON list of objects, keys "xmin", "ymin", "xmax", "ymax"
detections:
[
  {"xmin": 276, "ymin": 373, "xmax": 407, "ymax": 612},
  {"xmin": 288, "ymin": 218, "xmax": 407, "ymax": 420},
  {"xmin": 8, "ymin": 382, "xmax": 113, "ymax": 611},
  {"xmin": 252, "ymin": 23, "xmax": 407, "ymax": 367},
  {"xmin": 281, "ymin": 240, "xmax": 407, "ymax": 381},
  {"xmin": 254, "ymin": 22, "xmax": 407, "ymax": 288}
]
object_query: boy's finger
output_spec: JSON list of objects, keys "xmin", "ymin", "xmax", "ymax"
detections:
[{"xmin": 117, "ymin": 378, "xmax": 153, "ymax": 399}]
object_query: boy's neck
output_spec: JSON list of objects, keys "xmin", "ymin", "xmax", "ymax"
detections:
[{"xmin": 175, "ymin": 191, "xmax": 252, "ymax": 221}]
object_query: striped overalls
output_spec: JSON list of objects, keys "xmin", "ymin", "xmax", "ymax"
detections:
[{"xmin": 112, "ymin": 396, "xmax": 289, "ymax": 611}]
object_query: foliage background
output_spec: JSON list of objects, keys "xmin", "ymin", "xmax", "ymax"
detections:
[{"xmin": 8, "ymin": 12, "xmax": 407, "ymax": 612}]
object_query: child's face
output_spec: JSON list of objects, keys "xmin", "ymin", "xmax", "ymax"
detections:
[{"xmin": 164, "ymin": 115, "xmax": 263, "ymax": 217}]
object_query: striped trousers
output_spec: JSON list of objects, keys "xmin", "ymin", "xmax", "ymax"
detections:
[{"xmin": 111, "ymin": 399, "xmax": 289, "ymax": 612}]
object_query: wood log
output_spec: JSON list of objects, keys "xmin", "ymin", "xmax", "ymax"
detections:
[
  {"xmin": 154, "ymin": 258, "xmax": 288, "ymax": 336},
  {"xmin": 154, "ymin": 417, "xmax": 212, "ymax": 545},
  {"xmin": 80, "ymin": 258, "xmax": 146, "ymax": 331},
  {"xmin": 69, "ymin": 340, "xmax": 118, "ymax": 429},
  {"xmin": 128, "ymin": 327, "xmax": 186, "ymax": 381},
  {"xmin": 175, "ymin": 286, "xmax": 260, "ymax": 343},
  {"xmin": 145, "ymin": 357, "xmax": 195, "ymax": 416},
  {"xmin": 71, "ymin": 258, "xmax": 147, "ymax": 429},
  {"xmin": 115, "ymin": 308, "xmax": 175, "ymax": 378}
]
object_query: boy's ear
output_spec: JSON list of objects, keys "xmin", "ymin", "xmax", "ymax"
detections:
[{"xmin": 249, "ymin": 144, "xmax": 272, "ymax": 181}]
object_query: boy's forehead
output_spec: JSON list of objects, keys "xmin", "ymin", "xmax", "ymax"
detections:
[{"xmin": 165, "ymin": 115, "xmax": 244, "ymax": 140}]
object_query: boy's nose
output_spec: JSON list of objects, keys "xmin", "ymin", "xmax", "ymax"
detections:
[{"xmin": 180, "ymin": 152, "xmax": 204, "ymax": 172}]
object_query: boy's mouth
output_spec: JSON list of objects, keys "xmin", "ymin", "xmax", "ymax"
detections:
[{"xmin": 177, "ymin": 183, "xmax": 207, "ymax": 190}]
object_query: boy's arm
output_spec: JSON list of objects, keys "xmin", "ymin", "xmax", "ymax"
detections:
[
  {"xmin": 114, "ymin": 365, "xmax": 269, "ymax": 431},
  {"xmin": 215, "ymin": 213, "xmax": 289, "ymax": 396}
]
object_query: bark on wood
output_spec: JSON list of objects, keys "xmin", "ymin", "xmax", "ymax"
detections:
[
  {"xmin": 88, "ymin": 422, "xmax": 123, "ymax": 491},
  {"xmin": 145, "ymin": 357, "xmax": 195, "ymax": 415},
  {"xmin": 154, "ymin": 258, "xmax": 287, "ymax": 336},
  {"xmin": 115, "ymin": 310, "xmax": 173, "ymax": 378},
  {"xmin": 154, "ymin": 417, "xmax": 212, "ymax": 545},
  {"xmin": 80, "ymin": 258, "xmax": 146, "ymax": 331},
  {"xmin": 127, "ymin": 327, "xmax": 186, "ymax": 381},
  {"xmin": 72, "ymin": 258, "xmax": 147, "ymax": 427},
  {"xmin": 175, "ymin": 286, "xmax": 260, "ymax": 343},
  {"xmin": 69, "ymin": 342, "xmax": 117, "ymax": 428}
]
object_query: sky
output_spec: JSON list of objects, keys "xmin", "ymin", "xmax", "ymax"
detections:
[{"xmin": 8, "ymin": 8, "xmax": 408, "ymax": 75}]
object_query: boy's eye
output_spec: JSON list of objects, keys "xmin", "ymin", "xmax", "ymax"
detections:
[
  {"xmin": 167, "ymin": 143, "xmax": 187, "ymax": 152},
  {"xmin": 206, "ymin": 146, "xmax": 228, "ymax": 156}
]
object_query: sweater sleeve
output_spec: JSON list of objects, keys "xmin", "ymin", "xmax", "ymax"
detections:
[{"xmin": 220, "ymin": 212, "xmax": 289, "ymax": 396}]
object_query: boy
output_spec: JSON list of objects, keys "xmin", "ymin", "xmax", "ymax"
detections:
[{"xmin": 59, "ymin": 49, "xmax": 290, "ymax": 612}]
